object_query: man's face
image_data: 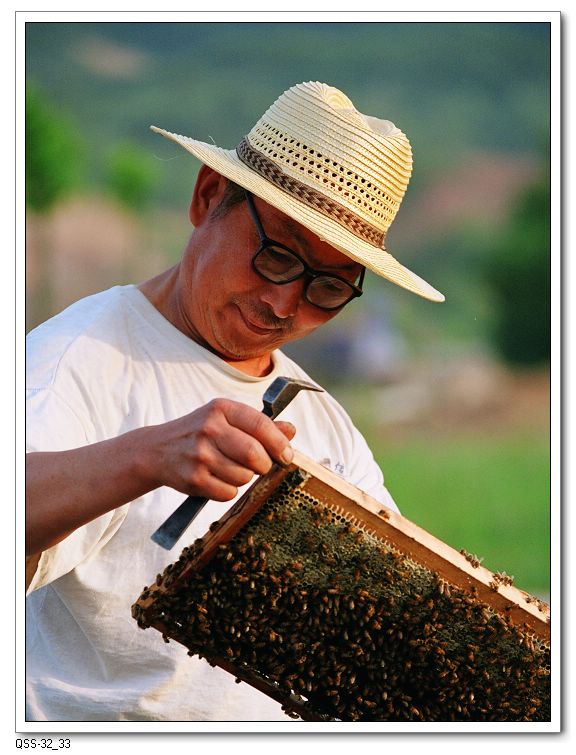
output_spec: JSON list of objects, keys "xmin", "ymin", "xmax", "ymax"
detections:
[{"xmin": 182, "ymin": 190, "xmax": 363, "ymax": 374}]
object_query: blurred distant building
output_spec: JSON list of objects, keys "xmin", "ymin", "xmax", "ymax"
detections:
[{"xmin": 393, "ymin": 152, "xmax": 539, "ymax": 247}]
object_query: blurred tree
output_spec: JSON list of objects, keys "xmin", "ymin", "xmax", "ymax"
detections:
[
  {"xmin": 26, "ymin": 83, "xmax": 83, "ymax": 211},
  {"xmin": 26, "ymin": 83, "xmax": 84, "ymax": 329},
  {"xmin": 483, "ymin": 177, "xmax": 551, "ymax": 365},
  {"xmin": 104, "ymin": 143, "xmax": 160, "ymax": 213}
]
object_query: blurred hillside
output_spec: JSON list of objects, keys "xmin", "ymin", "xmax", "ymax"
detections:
[
  {"xmin": 25, "ymin": 23, "xmax": 549, "ymax": 172},
  {"xmin": 25, "ymin": 22, "xmax": 550, "ymax": 207}
]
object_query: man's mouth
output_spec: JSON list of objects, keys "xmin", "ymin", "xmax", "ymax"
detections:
[{"xmin": 236, "ymin": 304, "xmax": 289, "ymax": 336}]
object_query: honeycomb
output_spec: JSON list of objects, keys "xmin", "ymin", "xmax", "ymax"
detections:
[{"xmin": 133, "ymin": 465, "xmax": 550, "ymax": 722}]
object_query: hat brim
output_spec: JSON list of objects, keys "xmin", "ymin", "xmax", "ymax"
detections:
[{"xmin": 152, "ymin": 126, "xmax": 445, "ymax": 303}]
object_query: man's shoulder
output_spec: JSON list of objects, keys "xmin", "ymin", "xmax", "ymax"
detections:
[
  {"xmin": 26, "ymin": 286, "xmax": 138, "ymax": 391},
  {"xmin": 28, "ymin": 285, "xmax": 134, "ymax": 334},
  {"xmin": 274, "ymin": 349, "xmax": 352, "ymax": 423}
]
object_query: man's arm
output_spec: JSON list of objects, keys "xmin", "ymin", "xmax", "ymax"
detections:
[
  {"xmin": 26, "ymin": 399, "xmax": 295, "ymax": 558},
  {"xmin": 26, "ymin": 430, "xmax": 161, "ymax": 556}
]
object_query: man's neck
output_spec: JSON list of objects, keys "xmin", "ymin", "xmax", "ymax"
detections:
[{"xmin": 138, "ymin": 267, "xmax": 274, "ymax": 378}]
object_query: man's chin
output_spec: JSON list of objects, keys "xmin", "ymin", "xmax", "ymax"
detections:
[
  {"xmin": 219, "ymin": 322, "xmax": 316, "ymax": 362},
  {"xmin": 214, "ymin": 338, "xmax": 279, "ymax": 362}
]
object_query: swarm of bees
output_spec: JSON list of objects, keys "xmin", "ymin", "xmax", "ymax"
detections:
[{"xmin": 133, "ymin": 469, "xmax": 550, "ymax": 722}]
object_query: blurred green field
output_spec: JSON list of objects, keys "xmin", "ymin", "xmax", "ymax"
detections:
[{"xmin": 371, "ymin": 432, "xmax": 550, "ymax": 596}]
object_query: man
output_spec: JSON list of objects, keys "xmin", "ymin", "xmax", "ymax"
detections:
[{"xmin": 26, "ymin": 81, "xmax": 444, "ymax": 721}]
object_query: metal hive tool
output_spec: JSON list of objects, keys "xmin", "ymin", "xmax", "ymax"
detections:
[{"xmin": 132, "ymin": 450, "xmax": 551, "ymax": 722}]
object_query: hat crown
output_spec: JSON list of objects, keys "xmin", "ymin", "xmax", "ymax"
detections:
[{"xmin": 245, "ymin": 81, "xmax": 413, "ymax": 240}]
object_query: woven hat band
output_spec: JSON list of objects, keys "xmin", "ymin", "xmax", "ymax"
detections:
[{"xmin": 236, "ymin": 137, "xmax": 385, "ymax": 248}]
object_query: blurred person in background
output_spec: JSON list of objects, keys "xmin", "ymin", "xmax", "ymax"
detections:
[{"xmin": 25, "ymin": 81, "xmax": 443, "ymax": 721}]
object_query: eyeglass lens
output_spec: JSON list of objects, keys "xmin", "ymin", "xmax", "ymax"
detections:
[{"xmin": 254, "ymin": 246, "xmax": 305, "ymax": 282}]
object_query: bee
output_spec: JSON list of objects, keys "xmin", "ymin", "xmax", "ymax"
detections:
[
  {"xmin": 495, "ymin": 571, "xmax": 514, "ymax": 587},
  {"xmin": 303, "ymin": 534, "xmax": 316, "ymax": 550},
  {"xmin": 438, "ymin": 580, "xmax": 451, "ymax": 598}
]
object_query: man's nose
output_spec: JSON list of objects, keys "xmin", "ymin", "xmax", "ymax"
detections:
[{"xmin": 260, "ymin": 278, "xmax": 306, "ymax": 318}]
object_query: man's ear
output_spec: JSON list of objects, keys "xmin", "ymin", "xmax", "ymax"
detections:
[{"xmin": 189, "ymin": 165, "xmax": 228, "ymax": 226}]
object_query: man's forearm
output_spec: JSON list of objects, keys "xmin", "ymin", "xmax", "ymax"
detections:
[{"xmin": 26, "ymin": 427, "xmax": 158, "ymax": 556}]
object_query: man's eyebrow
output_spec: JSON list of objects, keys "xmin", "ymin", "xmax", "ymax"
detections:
[{"xmin": 279, "ymin": 218, "xmax": 359, "ymax": 272}]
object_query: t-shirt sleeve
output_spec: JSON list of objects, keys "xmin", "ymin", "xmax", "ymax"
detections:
[
  {"xmin": 27, "ymin": 385, "xmax": 92, "ymax": 454},
  {"xmin": 26, "ymin": 387, "xmax": 127, "ymax": 593},
  {"xmin": 346, "ymin": 424, "xmax": 400, "ymax": 514},
  {"xmin": 281, "ymin": 374, "xmax": 401, "ymax": 515}
]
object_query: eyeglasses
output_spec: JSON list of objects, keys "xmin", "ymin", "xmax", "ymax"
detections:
[{"xmin": 244, "ymin": 190, "xmax": 365, "ymax": 311}]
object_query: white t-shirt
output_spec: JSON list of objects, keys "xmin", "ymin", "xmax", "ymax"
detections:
[{"xmin": 26, "ymin": 285, "xmax": 398, "ymax": 722}]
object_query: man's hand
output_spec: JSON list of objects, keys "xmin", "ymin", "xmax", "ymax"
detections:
[{"xmin": 142, "ymin": 399, "xmax": 296, "ymax": 501}]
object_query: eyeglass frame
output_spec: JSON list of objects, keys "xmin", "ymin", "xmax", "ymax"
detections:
[{"xmin": 243, "ymin": 190, "xmax": 365, "ymax": 311}]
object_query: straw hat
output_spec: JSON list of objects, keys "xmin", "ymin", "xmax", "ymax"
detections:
[{"xmin": 151, "ymin": 81, "xmax": 444, "ymax": 303}]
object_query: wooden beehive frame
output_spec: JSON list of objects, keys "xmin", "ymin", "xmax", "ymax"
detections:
[
  {"xmin": 134, "ymin": 450, "xmax": 550, "ymax": 720},
  {"xmin": 138, "ymin": 450, "xmax": 549, "ymax": 637}
]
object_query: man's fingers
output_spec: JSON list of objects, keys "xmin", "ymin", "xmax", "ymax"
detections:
[
  {"xmin": 214, "ymin": 400, "xmax": 295, "ymax": 467},
  {"xmin": 205, "ymin": 449, "xmax": 256, "ymax": 488},
  {"xmin": 275, "ymin": 421, "xmax": 297, "ymax": 441},
  {"xmin": 200, "ymin": 417, "xmax": 297, "ymax": 497},
  {"xmin": 214, "ymin": 425, "xmax": 281, "ymax": 476}
]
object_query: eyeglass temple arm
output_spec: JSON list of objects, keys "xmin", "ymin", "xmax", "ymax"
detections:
[{"xmin": 243, "ymin": 190, "xmax": 267, "ymax": 243}]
